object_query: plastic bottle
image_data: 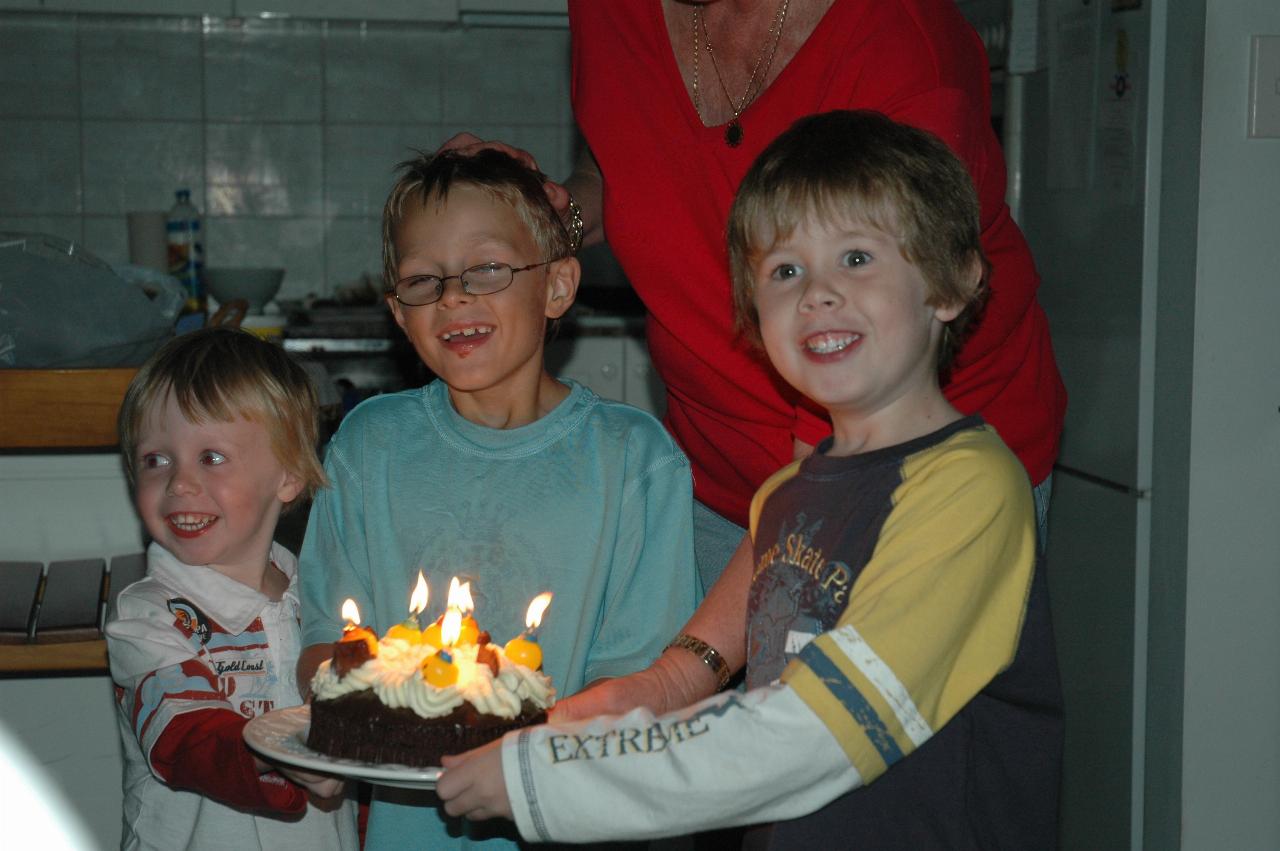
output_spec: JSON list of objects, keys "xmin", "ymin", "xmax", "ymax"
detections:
[{"xmin": 166, "ymin": 188, "xmax": 205, "ymax": 319}]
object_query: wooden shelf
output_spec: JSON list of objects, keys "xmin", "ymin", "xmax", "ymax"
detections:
[
  {"xmin": 0, "ymin": 639, "xmax": 108, "ymax": 676},
  {"xmin": 0, "ymin": 368, "xmax": 137, "ymax": 450}
]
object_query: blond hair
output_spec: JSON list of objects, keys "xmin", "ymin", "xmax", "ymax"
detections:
[
  {"xmin": 381, "ymin": 148, "xmax": 572, "ymax": 292},
  {"xmin": 728, "ymin": 110, "xmax": 989, "ymax": 375},
  {"xmin": 118, "ymin": 327, "xmax": 326, "ymax": 510}
]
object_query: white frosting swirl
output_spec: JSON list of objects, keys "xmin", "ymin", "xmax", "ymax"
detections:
[{"xmin": 311, "ymin": 637, "xmax": 556, "ymax": 720}]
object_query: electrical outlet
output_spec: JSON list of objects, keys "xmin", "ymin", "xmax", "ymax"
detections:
[{"xmin": 1249, "ymin": 35, "xmax": 1280, "ymax": 138}]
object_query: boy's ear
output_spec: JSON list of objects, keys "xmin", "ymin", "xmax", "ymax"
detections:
[
  {"xmin": 386, "ymin": 293, "xmax": 409, "ymax": 330},
  {"xmin": 277, "ymin": 468, "xmax": 305, "ymax": 506},
  {"xmin": 544, "ymin": 257, "xmax": 580, "ymax": 320},
  {"xmin": 932, "ymin": 251, "xmax": 984, "ymax": 323}
]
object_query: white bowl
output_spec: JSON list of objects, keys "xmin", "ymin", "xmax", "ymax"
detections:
[{"xmin": 204, "ymin": 267, "xmax": 285, "ymax": 313}]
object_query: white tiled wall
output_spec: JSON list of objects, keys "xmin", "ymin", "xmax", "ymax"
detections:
[{"xmin": 0, "ymin": 11, "xmax": 575, "ymax": 301}]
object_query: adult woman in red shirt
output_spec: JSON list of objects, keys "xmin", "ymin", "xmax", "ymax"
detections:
[{"xmin": 447, "ymin": 0, "xmax": 1064, "ymax": 657}]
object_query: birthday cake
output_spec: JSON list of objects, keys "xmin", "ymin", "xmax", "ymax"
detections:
[{"xmin": 306, "ymin": 608, "xmax": 555, "ymax": 769}]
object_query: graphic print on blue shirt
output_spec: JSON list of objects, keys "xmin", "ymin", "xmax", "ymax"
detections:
[{"xmin": 746, "ymin": 511, "xmax": 855, "ymax": 687}]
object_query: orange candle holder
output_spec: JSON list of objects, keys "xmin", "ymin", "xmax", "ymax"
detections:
[
  {"xmin": 422, "ymin": 648, "xmax": 459, "ymax": 687},
  {"xmin": 504, "ymin": 634, "xmax": 542, "ymax": 670}
]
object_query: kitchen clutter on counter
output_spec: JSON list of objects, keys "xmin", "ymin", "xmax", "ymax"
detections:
[
  {"xmin": 166, "ymin": 189, "xmax": 204, "ymax": 318},
  {"xmin": 204, "ymin": 266, "xmax": 285, "ymax": 314}
]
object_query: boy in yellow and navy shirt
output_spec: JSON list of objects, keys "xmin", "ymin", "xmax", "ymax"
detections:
[{"xmin": 436, "ymin": 110, "xmax": 1064, "ymax": 850}]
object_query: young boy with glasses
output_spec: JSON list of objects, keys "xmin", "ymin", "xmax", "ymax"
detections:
[{"xmin": 295, "ymin": 149, "xmax": 700, "ymax": 850}]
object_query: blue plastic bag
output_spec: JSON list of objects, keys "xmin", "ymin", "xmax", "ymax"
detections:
[{"xmin": 0, "ymin": 234, "xmax": 183, "ymax": 368}]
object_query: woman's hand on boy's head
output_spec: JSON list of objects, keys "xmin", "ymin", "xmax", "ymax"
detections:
[
  {"xmin": 435, "ymin": 132, "xmax": 573, "ymax": 224},
  {"xmin": 437, "ymin": 739, "xmax": 512, "ymax": 822},
  {"xmin": 437, "ymin": 132, "xmax": 541, "ymax": 172}
]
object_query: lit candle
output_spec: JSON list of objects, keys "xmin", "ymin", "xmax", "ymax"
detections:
[
  {"xmin": 341, "ymin": 598, "xmax": 361, "ymax": 632},
  {"xmin": 422, "ymin": 616, "xmax": 444, "ymax": 649},
  {"xmin": 422, "ymin": 604, "xmax": 462, "ymax": 687},
  {"xmin": 455, "ymin": 579, "xmax": 480, "ymax": 646},
  {"xmin": 334, "ymin": 598, "xmax": 377, "ymax": 676},
  {"xmin": 505, "ymin": 592, "xmax": 552, "ymax": 670},
  {"xmin": 441, "ymin": 606, "xmax": 461, "ymax": 646},
  {"xmin": 425, "ymin": 577, "xmax": 477, "ymax": 647},
  {"xmin": 387, "ymin": 572, "xmax": 429, "ymax": 643},
  {"xmin": 339, "ymin": 599, "xmax": 376, "ymax": 650}
]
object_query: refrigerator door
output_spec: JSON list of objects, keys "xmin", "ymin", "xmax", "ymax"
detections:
[
  {"xmin": 1000, "ymin": 3, "xmax": 1160, "ymax": 850},
  {"xmin": 1046, "ymin": 471, "xmax": 1144, "ymax": 850},
  {"xmin": 1017, "ymin": 2, "xmax": 1154, "ymax": 495}
]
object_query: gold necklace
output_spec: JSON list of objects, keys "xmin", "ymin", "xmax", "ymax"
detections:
[{"xmin": 691, "ymin": 0, "xmax": 792, "ymax": 147}]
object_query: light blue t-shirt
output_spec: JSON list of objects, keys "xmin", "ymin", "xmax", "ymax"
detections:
[{"xmin": 299, "ymin": 378, "xmax": 699, "ymax": 849}]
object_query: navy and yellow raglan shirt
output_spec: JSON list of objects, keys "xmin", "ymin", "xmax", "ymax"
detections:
[{"xmin": 503, "ymin": 417, "xmax": 1062, "ymax": 847}]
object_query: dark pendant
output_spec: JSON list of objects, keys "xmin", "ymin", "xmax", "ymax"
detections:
[{"xmin": 725, "ymin": 120, "xmax": 744, "ymax": 147}]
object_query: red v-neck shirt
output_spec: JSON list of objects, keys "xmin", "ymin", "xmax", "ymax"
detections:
[{"xmin": 570, "ymin": 0, "xmax": 1066, "ymax": 527}]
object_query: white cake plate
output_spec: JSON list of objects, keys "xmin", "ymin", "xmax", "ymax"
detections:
[{"xmin": 244, "ymin": 705, "xmax": 442, "ymax": 790}]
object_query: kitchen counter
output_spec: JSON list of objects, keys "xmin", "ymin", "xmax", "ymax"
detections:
[{"xmin": 275, "ymin": 291, "xmax": 661, "ymax": 414}]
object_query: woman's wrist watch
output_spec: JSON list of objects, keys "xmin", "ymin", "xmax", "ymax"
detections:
[{"xmin": 666, "ymin": 633, "xmax": 732, "ymax": 692}]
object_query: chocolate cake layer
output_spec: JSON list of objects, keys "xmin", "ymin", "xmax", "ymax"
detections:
[{"xmin": 307, "ymin": 691, "xmax": 546, "ymax": 768}]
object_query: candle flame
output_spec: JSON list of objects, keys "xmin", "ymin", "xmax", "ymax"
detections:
[
  {"xmin": 441, "ymin": 607, "xmax": 462, "ymax": 647},
  {"xmin": 525, "ymin": 592, "xmax": 553, "ymax": 630},
  {"xmin": 409, "ymin": 572, "xmax": 429, "ymax": 616},
  {"xmin": 341, "ymin": 598, "xmax": 361, "ymax": 626},
  {"xmin": 446, "ymin": 576, "xmax": 475, "ymax": 614}
]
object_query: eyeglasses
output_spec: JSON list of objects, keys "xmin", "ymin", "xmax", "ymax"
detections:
[{"xmin": 391, "ymin": 260, "xmax": 560, "ymax": 307}]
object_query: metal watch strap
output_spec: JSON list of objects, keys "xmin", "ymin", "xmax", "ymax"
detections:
[{"xmin": 666, "ymin": 633, "xmax": 731, "ymax": 692}]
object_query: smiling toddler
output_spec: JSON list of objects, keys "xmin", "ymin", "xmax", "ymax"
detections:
[{"xmin": 106, "ymin": 326, "xmax": 357, "ymax": 851}]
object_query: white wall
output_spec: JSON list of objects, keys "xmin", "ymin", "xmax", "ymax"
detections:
[
  {"xmin": 0, "ymin": 11, "xmax": 574, "ymax": 301},
  {"xmin": 1181, "ymin": 1, "xmax": 1280, "ymax": 848},
  {"xmin": 0, "ymin": 677, "xmax": 121, "ymax": 849}
]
